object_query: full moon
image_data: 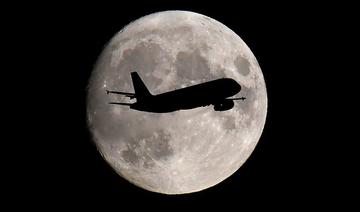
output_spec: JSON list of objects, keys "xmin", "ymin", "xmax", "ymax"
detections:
[{"xmin": 87, "ymin": 11, "xmax": 267, "ymax": 194}]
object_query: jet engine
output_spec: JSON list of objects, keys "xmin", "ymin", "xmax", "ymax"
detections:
[{"xmin": 213, "ymin": 99, "xmax": 234, "ymax": 111}]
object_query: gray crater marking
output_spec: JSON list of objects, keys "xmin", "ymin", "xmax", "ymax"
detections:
[
  {"xmin": 118, "ymin": 42, "xmax": 163, "ymax": 87},
  {"xmin": 121, "ymin": 130, "xmax": 174, "ymax": 166},
  {"xmin": 175, "ymin": 49, "xmax": 214, "ymax": 83},
  {"xmin": 122, "ymin": 145, "xmax": 140, "ymax": 164},
  {"xmin": 145, "ymin": 130, "xmax": 174, "ymax": 160},
  {"xmin": 234, "ymin": 55, "xmax": 251, "ymax": 76}
]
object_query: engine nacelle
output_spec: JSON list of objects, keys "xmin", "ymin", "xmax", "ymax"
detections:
[{"xmin": 213, "ymin": 100, "xmax": 234, "ymax": 111}]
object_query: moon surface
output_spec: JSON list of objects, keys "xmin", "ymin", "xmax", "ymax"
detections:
[{"xmin": 87, "ymin": 11, "xmax": 267, "ymax": 194}]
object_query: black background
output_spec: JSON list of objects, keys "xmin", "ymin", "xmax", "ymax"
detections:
[{"xmin": 7, "ymin": 1, "xmax": 355, "ymax": 209}]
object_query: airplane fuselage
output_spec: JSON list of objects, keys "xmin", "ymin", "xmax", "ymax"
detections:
[{"xmin": 130, "ymin": 78, "xmax": 241, "ymax": 113}]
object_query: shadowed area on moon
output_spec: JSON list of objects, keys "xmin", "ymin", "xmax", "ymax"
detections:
[
  {"xmin": 87, "ymin": 11, "xmax": 267, "ymax": 194},
  {"xmin": 234, "ymin": 55, "xmax": 251, "ymax": 76},
  {"xmin": 121, "ymin": 129, "xmax": 173, "ymax": 167},
  {"xmin": 176, "ymin": 49, "xmax": 214, "ymax": 83}
]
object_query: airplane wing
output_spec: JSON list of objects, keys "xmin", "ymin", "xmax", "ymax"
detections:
[
  {"xmin": 106, "ymin": 90, "xmax": 136, "ymax": 99},
  {"xmin": 109, "ymin": 102, "xmax": 133, "ymax": 106}
]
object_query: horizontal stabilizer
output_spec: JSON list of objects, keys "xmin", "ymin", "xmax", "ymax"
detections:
[
  {"xmin": 228, "ymin": 97, "xmax": 246, "ymax": 101},
  {"xmin": 109, "ymin": 102, "xmax": 133, "ymax": 106}
]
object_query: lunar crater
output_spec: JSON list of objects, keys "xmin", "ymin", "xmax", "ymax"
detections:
[
  {"xmin": 175, "ymin": 49, "xmax": 214, "ymax": 83},
  {"xmin": 234, "ymin": 55, "xmax": 251, "ymax": 76}
]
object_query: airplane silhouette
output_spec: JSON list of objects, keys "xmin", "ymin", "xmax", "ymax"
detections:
[{"xmin": 106, "ymin": 72, "xmax": 245, "ymax": 113}]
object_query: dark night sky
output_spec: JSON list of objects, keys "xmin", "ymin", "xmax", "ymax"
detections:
[{"xmin": 7, "ymin": 1, "xmax": 354, "ymax": 209}]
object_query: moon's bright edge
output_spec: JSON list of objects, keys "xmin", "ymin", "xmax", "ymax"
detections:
[{"xmin": 87, "ymin": 11, "xmax": 267, "ymax": 194}]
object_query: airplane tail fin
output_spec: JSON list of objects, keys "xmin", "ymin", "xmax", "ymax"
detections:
[{"xmin": 131, "ymin": 72, "xmax": 152, "ymax": 101}]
